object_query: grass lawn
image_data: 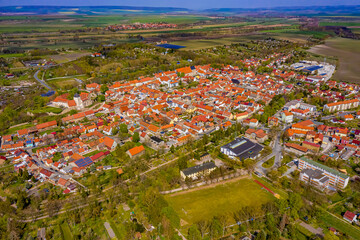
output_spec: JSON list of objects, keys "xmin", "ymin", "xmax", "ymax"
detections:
[
  {"xmin": 6, "ymin": 123, "xmax": 34, "ymax": 134},
  {"xmin": 60, "ymin": 222, "xmax": 73, "ymax": 240},
  {"xmin": 108, "ymin": 219, "xmax": 126, "ymax": 239},
  {"xmin": 262, "ymin": 156, "xmax": 275, "ymax": 168},
  {"xmin": 31, "ymin": 106, "xmax": 63, "ymax": 114},
  {"xmin": 166, "ymin": 177, "xmax": 274, "ymax": 225},
  {"xmin": 320, "ymin": 211, "xmax": 360, "ymax": 239}
]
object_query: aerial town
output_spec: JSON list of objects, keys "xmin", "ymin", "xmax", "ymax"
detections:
[{"xmin": 1, "ymin": 2, "xmax": 360, "ymax": 240}]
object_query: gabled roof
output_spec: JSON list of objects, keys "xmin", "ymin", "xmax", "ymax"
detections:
[{"xmin": 128, "ymin": 145, "xmax": 145, "ymax": 156}]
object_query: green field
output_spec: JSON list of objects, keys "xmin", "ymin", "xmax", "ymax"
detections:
[
  {"xmin": 6, "ymin": 123, "xmax": 34, "ymax": 134},
  {"xmin": 31, "ymin": 107, "xmax": 63, "ymax": 114},
  {"xmin": 166, "ymin": 177, "xmax": 274, "ymax": 225},
  {"xmin": 308, "ymin": 37, "xmax": 360, "ymax": 83},
  {"xmin": 60, "ymin": 222, "xmax": 73, "ymax": 240},
  {"xmin": 319, "ymin": 22, "xmax": 360, "ymax": 27},
  {"xmin": 320, "ymin": 211, "xmax": 360, "ymax": 239}
]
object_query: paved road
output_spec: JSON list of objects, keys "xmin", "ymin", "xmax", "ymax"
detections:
[
  {"xmin": 34, "ymin": 70, "xmax": 52, "ymax": 90},
  {"xmin": 255, "ymin": 132, "xmax": 283, "ymax": 175},
  {"xmin": 74, "ymin": 78, "xmax": 83, "ymax": 84}
]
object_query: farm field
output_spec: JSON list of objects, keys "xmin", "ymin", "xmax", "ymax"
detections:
[
  {"xmin": 0, "ymin": 15, "xmax": 213, "ymax": 34},
  {"xmin": 46, "ymin": 51, "xmax": 91, "ymax": 64},
  {"xmin": 165, "ymin": 177, "xmax": 275, "ymax": 225},
  {"xmin": 308, "ymin": 37, "xmax": 360, "ymax": 83},
  {"xmin": 171, "ymin": 37, "xmax": 246, "ymax": 50}
]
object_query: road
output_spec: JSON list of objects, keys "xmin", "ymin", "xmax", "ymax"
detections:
[
  {"xmin": 255, "ymin": 132, "xmax": 283, "ymax": 176},
  {"xmin": 34, "ymin": 70, "xmax": 52, "ymax": 90}
]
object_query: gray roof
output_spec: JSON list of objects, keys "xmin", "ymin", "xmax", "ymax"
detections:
[
  {"xmin": 222, "ymin": 137, "xmax": 263, "ymax": 160},
  {"xmin": 181, "ymin": 162, "xmax": 216, "ymax": 176},
  {"xmin": 301, "ymin": 168, "xmax": 329, "ymax": 183},
  {"xmin": 150, "ymin": 136, "xmax": 163, "ymax": 143}
]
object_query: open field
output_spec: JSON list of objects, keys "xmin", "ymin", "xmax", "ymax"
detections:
[
  {"xmin": 60, "ymin": 222, "xmax": 73, "ymax": 240},
  {"xmin": 320, "ymin": 211, "xmax": 360, "ymax": 239},
  {"xmin": 46, "ymin": 51, "xmax": 91, "ymax": 63},
  {"xmin": 319, "ymin": 22, "xmax": 360, "ymax": 27},
  {"xmin": 171, "ymin": 37, "xmax": 247, "ymax": 50},
  {"xmin": 47, "ymin": 78, "xmax": 81, "ymax": 89},
  {"xmin": 308, "ymin": 38, "xmax": 360, "ymax": 83},
  {"xmin": 165, "ymin": 177, "xmax": 274, "ymax": 225}
]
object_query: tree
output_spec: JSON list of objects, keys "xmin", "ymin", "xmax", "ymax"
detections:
[
  {"xmin": 209, "ymin": 217, "xmax": 223, "ymax": 239},
  {"xmin": 170, "ymin": 145, "xmax": 175, "ymax": 153},
  {"xmin": 96, "ymin": 95, "xmax": 105, "ymax": 102},
  {"xmin": 120, "ymin": 123, "xmax": 128, "ymax": 134},
  {"xmin": 188, "ymin": 224, "xmax": 201, "ymax": 240},
  {"xmin": 255, "ymin": 230, "xmax": 266, "ymax": 240},
  {"xmin": 132, "ymin": 132, "xmax": 140, "ymax": 143},
  {"xmin": 177, "ymin": 156, "xmax": 188, "ymax": 170},
  {"xmin": 196, "ymin": 220, "xmax": 209, "ymax": 238},
  {"xmin": 100, "ymin": 84, "xmax": 109, "ymax": 94}
]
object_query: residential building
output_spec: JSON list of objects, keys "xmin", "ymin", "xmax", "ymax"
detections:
[
  {"xmin": 300, "ymin": 168, "xmax": 329, "ymax": 191},
  {"xmin": 323, "ymin": 99, "xmax": 359, "ymax": 113},
  {"xmin": 298, "ymin": 157, "xmax": 349, "ymax": 189},
  {"xmin": 343, "ymin": 211, "xmax": 357, "ymax": 223},
  {"xmin": 281, "ymin": 110, "xmax": 294, "ymax": 123}
]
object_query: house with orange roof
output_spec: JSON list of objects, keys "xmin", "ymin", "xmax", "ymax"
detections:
[
  {"xmin": 17, "ymin": 128, "xmax": 29, "ymax": 137},
  {"xmin": 234, "ymin": 112, "xmax": 249, "ymax": 121},
  {"xmin": 268, "ymin": 117, "xmax": 279, "ymax": 127},
  {"xmin": 324, "ymin": 99, "xmax": 359, "ymax": 112},
  {"xmin": 343, "ymin": 114, "xmax": 354, "ymax": 121},
  {"xmin": 284, "ymin": 142, "xmax": 309, "ymax": 155},
  {"xmin": 100, "ymin": 137, "xmax": 117, "ymax": 150},
  {"xmin": 176, "ymin": 66, "xmax": 195, "ymax": 76},
  {"xmin": 127, "ymin": 145, "xmax": 145, "ymax": 158},
  {"xmin": 36, "ymin": 120, "xmax": 57, "ymax": 131}
]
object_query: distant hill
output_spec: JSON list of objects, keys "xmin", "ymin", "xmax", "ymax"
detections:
[
  {"xmin": 0, "ymin": 6, "xmax": 190, "ymax": 15},
  {"xmin": 203, "ymin": 5, "xmax": 360, "ymax": 15},
  {"xmin": 1, "ymin": 5, "xmax": 360, "ymax": 16}
]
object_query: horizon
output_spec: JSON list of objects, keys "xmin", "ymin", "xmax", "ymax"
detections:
[{"xmin": 1, "ymin": 0, "xmax": 360, "ymax": 10}]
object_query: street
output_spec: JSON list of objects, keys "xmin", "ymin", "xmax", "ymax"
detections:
[{"xmin": 34, "ymin": 70, "xmax": 53, "ymax": 90}]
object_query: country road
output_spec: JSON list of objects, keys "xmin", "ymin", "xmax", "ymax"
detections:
[{"xmin": 34, "ymin": 70, "xmax": 52, "ymax": 90}]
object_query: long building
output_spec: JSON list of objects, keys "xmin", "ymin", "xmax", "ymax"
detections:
[
  {"xmin": 298, "ymin": 157, "xmax": 349, "ymax": 189},
  {"xmin": 221, "ymin": 137, "xmax": 263, "ymax": 160},
  {"xmin": 323, "ymin": 99, "xmax": 359, "ymax": 113}
]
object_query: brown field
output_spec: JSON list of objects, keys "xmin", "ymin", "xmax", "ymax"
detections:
[
  {"xmin": 46, "ymin": 51, "xmax": 91, "ymax": 63},
  {"xmin": 308, "ymin": 38, "xmax": 360, "ymax": 83}
]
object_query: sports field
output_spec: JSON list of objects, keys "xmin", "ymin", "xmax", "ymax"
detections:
[{"xmin": 166, "ymin": 177, "xmax": 274, "ymax": 225}]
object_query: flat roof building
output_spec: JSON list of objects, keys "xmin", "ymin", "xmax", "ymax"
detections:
[
  {"xmin": 220, "ymin": 137, "xmax": 263, "ymax": 160},
  {"xmin": 298, "ymin": 157, "xmax": 349, "ymax": 189}
]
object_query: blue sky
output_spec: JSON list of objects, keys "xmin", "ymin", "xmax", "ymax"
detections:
[{"xmin": 0, "ymin": 0, "xmax": 359, "ymax": 9}]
